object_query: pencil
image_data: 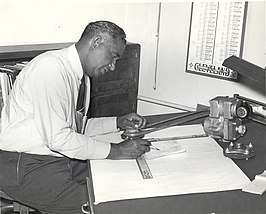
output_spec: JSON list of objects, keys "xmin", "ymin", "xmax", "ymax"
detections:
[{"xmin": 150, "ymin": 145, "xmax": 160, "ymax": 151}]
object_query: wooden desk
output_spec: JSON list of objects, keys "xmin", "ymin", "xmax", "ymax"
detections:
[{"xmin": 89, "ymin": 113, "xmax": 266, "ymax": 214}]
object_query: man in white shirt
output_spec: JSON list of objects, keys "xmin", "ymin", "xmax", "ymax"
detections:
[{"xmin": 0, "ymin": 21, "xmax": 151, "ymax": 214}]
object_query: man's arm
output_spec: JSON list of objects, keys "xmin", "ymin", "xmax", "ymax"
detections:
[
  {"xmin": 31, "ymin": 56, "xmax": 110, "ymax": 160},
  {"xmin": 107, "ymin": 113, "xmax": 150, "ymax": 159}
]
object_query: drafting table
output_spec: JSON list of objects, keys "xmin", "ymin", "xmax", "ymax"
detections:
[{"xmin": 87, "ymin": 112, "xmax": 266, "ymax": 214}]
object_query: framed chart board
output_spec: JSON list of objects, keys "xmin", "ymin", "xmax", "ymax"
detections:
[{"xmin": 186, "ymin": 2, "xmax": 248, "ymax": 81}]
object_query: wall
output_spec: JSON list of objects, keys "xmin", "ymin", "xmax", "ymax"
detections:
[
  {"xmin": 136, "ymin": 1, "xmax": 265, "ymax": 115},
  {"xmin": 0, "ymin": 1, "xmax": 265, "ymax": 116},
  {"xmin": 0, "ymin": 1, "xmax": 128, "ymax": 45}
]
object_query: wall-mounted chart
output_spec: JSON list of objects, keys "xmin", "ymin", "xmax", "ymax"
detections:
[{"xmin": 186, "ymin": 2, "xmax": 247, "ymax": 81}]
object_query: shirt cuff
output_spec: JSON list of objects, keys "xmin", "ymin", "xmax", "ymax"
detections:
[
  {"xmin": 88, "ymin": 140, "xmax": 111, "ymax": 159},
  {"xmin": 103, "ymin": 117, "xmax": 118, "ymax": 133},
  {"xmin": 84, "ymin": 117, "xmax": 118, "ymax": 136}
]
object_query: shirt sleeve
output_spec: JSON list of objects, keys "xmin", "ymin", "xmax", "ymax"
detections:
[
  {"xmin": 84, "ymin": 117, "xmax": 118, "ymax": 136},
  {"xmin": 30, "ymin": 55, "xmax": 112, "ymax": 160}
]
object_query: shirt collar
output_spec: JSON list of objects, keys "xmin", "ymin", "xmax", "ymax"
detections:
[{"xmin": 68, "ymin": 44, "xmax": 84, "ymax": 82}]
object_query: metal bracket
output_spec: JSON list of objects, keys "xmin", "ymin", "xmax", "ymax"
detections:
[{"xmin": 224, "ymin": 142, "xmax": 255, "ymax": 160}]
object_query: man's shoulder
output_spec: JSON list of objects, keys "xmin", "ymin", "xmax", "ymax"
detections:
[{"xmin": 36, "ymin": 47, "xmax": 70, "ymax": 63}]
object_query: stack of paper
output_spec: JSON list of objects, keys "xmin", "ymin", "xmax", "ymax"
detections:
[
  {"xmin": 90, "ymin": 124, "xmax": 250, "ymax": 204},
  {"xmin": 145, "ymin": 140, "xmax": 186, "ymax": 160},
  {"xmin": 242, "ymin": 170, "xmax": 266, "ymax": 195}
]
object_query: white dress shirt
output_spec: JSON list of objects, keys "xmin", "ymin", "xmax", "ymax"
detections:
[{"xmin": 0, "ymin": 45, "xmax": 117, "ymax": 160}]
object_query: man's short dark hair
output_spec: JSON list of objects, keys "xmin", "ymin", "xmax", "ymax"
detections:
[{"xmin": 81, "ymin": 21, "xmax": 127, "ymax": 45}]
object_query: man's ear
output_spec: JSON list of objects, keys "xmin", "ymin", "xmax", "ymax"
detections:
[{"xmin": 92, "ymin": 35, "xmax": 104, "ymax": 49}]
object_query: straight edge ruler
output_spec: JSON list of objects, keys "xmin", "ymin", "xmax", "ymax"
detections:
[{"xmin": 136, "ymin": 155, "xmax": 153, "ymax": 179}]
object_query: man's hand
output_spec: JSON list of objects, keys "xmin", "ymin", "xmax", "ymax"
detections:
[
  {"xmin": 107, "ymin": 139, "xmax": 151, "ymax": 160},
  {"xmin": 117, "ymin": 113, "xmax": 147, "ymax": 130}
]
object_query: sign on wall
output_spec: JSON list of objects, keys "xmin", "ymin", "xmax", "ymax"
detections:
[{"xmin": 186, "ymin": 2, "xmax": 247, "ymax": 81}]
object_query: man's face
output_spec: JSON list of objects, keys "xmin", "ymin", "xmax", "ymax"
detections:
[{"xmin": 84, "ymin": 36, "xmax": 126, "ymax": 78}]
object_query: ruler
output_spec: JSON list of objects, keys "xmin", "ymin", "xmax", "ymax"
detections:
[
  {"xmin": 146, "ymin": 133, "xmax": 208, "ymax": 142},
  {"xmin": 136, "ymin": 155, "xmax": 153, "ymax": 179}
]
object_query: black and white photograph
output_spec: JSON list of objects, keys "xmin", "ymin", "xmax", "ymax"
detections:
[{"xmin": 0, "ymin": 0, "xmax": 265, "ymax": 213}]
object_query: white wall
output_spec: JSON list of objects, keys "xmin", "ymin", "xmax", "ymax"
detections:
[
  {"xmin": 0, "ymin": 1, "xmax": 265, "ymax": 116},
  {"xmin": 0, "ymin": 1, "xmax": 128, "ymax": 45},
  {"xmin": 136, "ymin": 1, "xmax": 266, "ymax": 115}
]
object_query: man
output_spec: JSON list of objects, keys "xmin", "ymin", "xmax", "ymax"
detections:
[{"xmin": 0, "ymin": 21, "xmax": 151, "ymax": 213}]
